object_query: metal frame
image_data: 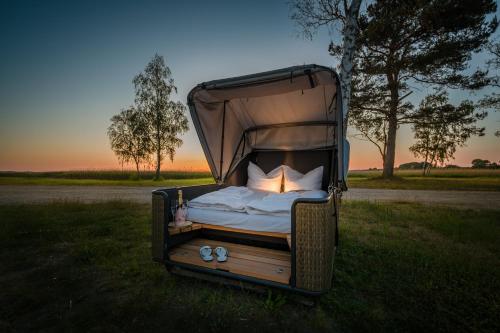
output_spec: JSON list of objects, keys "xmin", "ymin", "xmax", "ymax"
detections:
[
  {"xmin": 244, "ymin": 120, "xmax": 337, "ymax": 133},
  {"xmin": 335, "ymin": 75, "xmax": 345, "ymax": 190},
  {"xmin": 219, "ymin": 101, "xmax": 227, "ymax": 183},
  {"xmin": 197, "ymin": 64, "xmax": 334, "ymax": 90},
  {"xmin": 225, "ymin": 120, "xmax": 337, "ymax": 182},
  {"xmin": 187, "ymin": 64, "xmax": 342, "ymax": 183}
]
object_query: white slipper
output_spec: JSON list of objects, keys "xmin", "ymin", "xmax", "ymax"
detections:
[
  {"xmin": 199, "ymin": 246, "xmax": 213, "ymax": 262},
  {"xmin": 214, "ymin": 246, "xmax": 229, "ymax": 262}
]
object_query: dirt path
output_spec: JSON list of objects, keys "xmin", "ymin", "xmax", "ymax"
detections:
[{"xmin": 0, "ymin": 185, "xmax": 499, "ymax": 210}]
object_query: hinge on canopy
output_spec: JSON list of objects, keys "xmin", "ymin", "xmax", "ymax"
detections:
[
  {"xmin": 304, "ymin": 69, "xmax": 315, "ymax": 88},
  {"xmin": 328, "ymin": 183, "xmax": 343, "ymax": 199}
]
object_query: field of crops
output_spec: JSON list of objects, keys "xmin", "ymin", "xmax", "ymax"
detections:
[
  {"xmin": 349, "ymin": 168, "xmax": 500, "ymax": 178},
  {"xmin": 346, "ymin": 169, "xmax": 500, "ymax": 191},
  {"xmin": 1, "ymin": 168, "xmax": 500, "ymax": 191},
  {"xmin": 0, "ymin": 170, "xmax": 212, "ymax": 180}
]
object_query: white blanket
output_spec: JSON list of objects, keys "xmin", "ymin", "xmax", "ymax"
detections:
[
  {"xmin": 189, "ymin": 186, "xmax": 328, "ymax": 218},
  {"xmin": 188, "ymin": 186, "xmax": 268, "ymax": 212},
  {"xmin": 187, "ymin": 207, "xmax": 291, "ymax": 233},
  {"xmin": 245, "ymin": 190, "xmax": 328, "ymax": 216}
]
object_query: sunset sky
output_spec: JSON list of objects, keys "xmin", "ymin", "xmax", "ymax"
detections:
[{"xmin": 1, "ymin": 0, "xmax": 499, "ymax": 172}]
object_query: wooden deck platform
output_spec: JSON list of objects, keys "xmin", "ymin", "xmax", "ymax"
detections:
[{"xmin": 169, "ymin": 238, "xmax": 291, "ymax": 284}]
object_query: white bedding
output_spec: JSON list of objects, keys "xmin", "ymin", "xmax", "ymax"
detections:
[
  {"xmin": 187, "ymin": 207, "xmax": 291, "ymax": 233},
  {"xmin": 189, "ymin": 186, "xmax": 327, "ymax": 217},
  {"xmin": 187, "ymin": 186, "xmax": 328, "ymax": 232},
  {"xmin": 245, "ymin": 190, "xmax": 327, "ymax": 216},
  {"xmin": 188, "ymin": 186, "xmax": 268, "ymax": 212}
]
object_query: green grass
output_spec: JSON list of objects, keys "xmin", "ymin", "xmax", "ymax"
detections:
[
  {"xmin": 349, "ymin": 168, "xmax": 500, "ymax": 178},
  {"xmin": 1, "ymin": 201, "xmax": 499, "ymax": 332},
  {"xmin": 347, "ymin": 169, "xmax": 500, "ymax": 191},
  {"xmin": 348, "ymin": 176, "xmax": 500, "ymax": 191}
]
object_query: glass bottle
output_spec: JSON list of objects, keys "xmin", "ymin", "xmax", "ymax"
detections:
[{"xmin": 175, "ymin": 189, "xmax": 188, "ymax": 226}]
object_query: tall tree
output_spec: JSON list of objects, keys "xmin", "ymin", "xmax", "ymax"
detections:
[
  {"xmin": 290, "ymin": 0, "xmax": 362, "ymax": 133},
  {"xmin": 133, "ymin": 54, "xmax": 189, "ymax": 180},
  {"xmin": 352, "ymin": 0, "xmax": 496, "ymax": 178},
  {"xmin": 410, "ymin": 92, "xmax": 486, "ymax": 175},
  {"xmin": 108, "ymin": 107, "xmax": 152, "ymax": 177},
  {"xmin": 292, "ymin": 0, "xmax": 497, "ymax": 178}
]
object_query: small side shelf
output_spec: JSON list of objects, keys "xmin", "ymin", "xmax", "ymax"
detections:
[{"xmin": 168, "ymin": 222, "xmax": 202, "ymax": 236}]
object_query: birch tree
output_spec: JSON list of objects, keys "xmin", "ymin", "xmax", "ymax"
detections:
[
  {"xmin": 108, "ymin": 107, "xmax": 152, "ymax": 177},
  {"xmin": 133, "ymin": 54, "xmax": 189, "ymax": 180},
  {"xmin": 290, "ymin": 0, "xmax": 362, "ymax": 132},
  {"xmin": 410, "ymin": 92, "xmax": 486, "ymax": 175},
  {"xmin": 292, "ymin": 0, "xmax": 497, "ymax": 178}
]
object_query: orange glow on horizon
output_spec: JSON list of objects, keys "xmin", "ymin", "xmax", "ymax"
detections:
[
  {"xmin": 1, "ymin": 125, "xmax": 498, "ymax": 172},
  {"xmin": 0, "ymin": 147, "xmax": 211, "ymax": 172},
  {"xmin": 1, "ymin": 143, "xmax": 496, "ymax": 172}
]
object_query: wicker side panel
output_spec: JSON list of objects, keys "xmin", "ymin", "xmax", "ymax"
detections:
[
  {"xmin": 294, "ymin": 198, "xmax": 335, "ymax": 292},
  {"xmin": 152, "ymin": 194, "xmax": 166, "ymax": 262}
]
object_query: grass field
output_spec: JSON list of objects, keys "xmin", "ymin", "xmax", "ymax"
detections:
[
  {"xmin": 349, "ymin": 168, "xmax": 500, "ymax": 178},
  {"xmin": 1, "ymin": 201, "xmax": 499, "ymax": 332},
  {"xmin": 347, "ymin": 175, "xmax": 500, "ymax": 191},
  {"xmin": 348, "ymin": 169, "xmax": 500, "ymax": 191},
  {"xmin": 0, "ymin": 170, "xmax": 214, "ymax": 187},
  {"xmin": 0, "ymin": 176, "xmax": 214, "ymax": 187},
  {"xmin": 1, "ymin": 169, "xmax": 500, "ymax": 191}
]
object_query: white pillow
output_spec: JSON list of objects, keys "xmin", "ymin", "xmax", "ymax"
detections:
[
  {"xmin": 247, "ymin": 162, "xmax": 283, "ymax": 193},
  {"xmin": 283, "ymin": 165, "xmax": 324, "ymax": 192}
]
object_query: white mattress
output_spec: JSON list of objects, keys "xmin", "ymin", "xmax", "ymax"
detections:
[{"xmin": 187, "ymin": 207, "xmax": 290, "ymax": 234}]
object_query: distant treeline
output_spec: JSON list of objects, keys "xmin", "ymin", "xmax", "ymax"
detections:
[
  {"xmin": 0, "ymin": 170, "xmax": 212, "ymax": 180},
  {"xmin": 399, "ymin": 159, "xmax": 500, "ymax": 170}
]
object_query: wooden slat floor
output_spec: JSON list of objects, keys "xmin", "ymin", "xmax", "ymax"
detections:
[{"xmin": 169, "ymin": 238, "xmax": 291, "ymax": 285}]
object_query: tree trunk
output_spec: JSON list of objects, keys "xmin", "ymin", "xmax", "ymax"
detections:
[
  {"xmin": 383, "ymin": 113, "xmax": 398, "ymax": 178},
  {"xmin": 426, "ymin": 153, "xmax": 436, "ymax": 176},
  {"xmin": 135, "ymin": 159, "xmax": 141, "ymax": 179},
  {"xmin": 383, "ymin": 73, "xmax": 399, "ymax": 179},
  {"xmin": 422, "ymin": 152, "xmax": 428, "ymax": 176},
  {"xmin": 155, "ymin": 145, "xmax": 160, "ymax": 179},
  {"xmin": 339, "ymin": 0, "xmax": 362, "ymax": 134},
  {"xmin": 155, "ymin": 112, "xmax": 161, "ymax": 180}
]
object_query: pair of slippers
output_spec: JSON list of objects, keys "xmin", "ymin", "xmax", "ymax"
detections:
[{"xmin": 199, "ymin": 246, "xmax": 229, "ymax": 262}]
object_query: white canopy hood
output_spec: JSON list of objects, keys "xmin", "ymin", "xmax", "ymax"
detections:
[{"xmin": 188, "ymin": 64, "xmax": 347, "ymax": 188}]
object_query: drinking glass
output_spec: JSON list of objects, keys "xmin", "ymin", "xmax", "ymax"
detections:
[
  {"xmin": 170, "ymin": 199, "xmax": 178, "ymax": 222},
  {"xmin": 185, "ymin": 199, "xmax": 189, "ymax": 220}
]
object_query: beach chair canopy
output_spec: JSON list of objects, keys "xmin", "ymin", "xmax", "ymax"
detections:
[{"xmin": 188, "ymin": 64, "xmax": 346, "ymax": 185}]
